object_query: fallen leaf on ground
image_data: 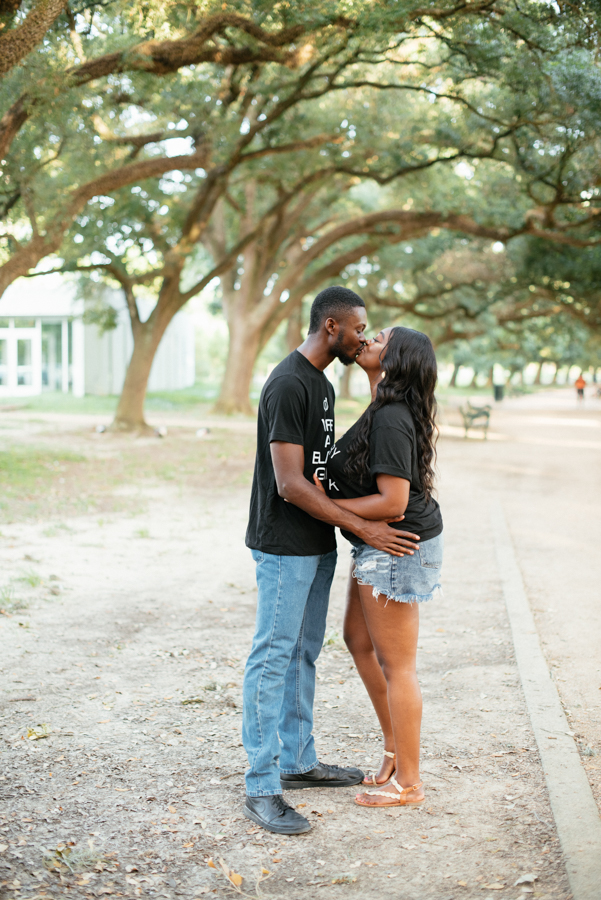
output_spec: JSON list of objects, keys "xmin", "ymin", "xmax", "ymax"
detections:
[
  {"xmin": 515, "ymin": 874, "xmax": 537, "ymax": 885},
  {"xmin": 217, "ymin": 858, "xmax": 243, "ymax": 889},
  {"xmin": 483, "ymin": 884, "xmax": 504, "ymax": 890},
  {"xmin": 206, "ymin": 858, "xmax": 216, "ymax": 869},
  {"xmin": 457, "ymin": 880, "xmax": 468, "ymax": 887},
  {"xmin": 332, "ymin": 874, "xmax": 357, "ymax": 884},
  {"xmin": 26, "ymin": 723, "xmax": 50, "ymax": 741}
]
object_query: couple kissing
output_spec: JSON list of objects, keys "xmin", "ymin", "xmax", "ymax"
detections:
[{"xmin": 241, "ymin": 286, "xmax": 443, "ymax": 834}]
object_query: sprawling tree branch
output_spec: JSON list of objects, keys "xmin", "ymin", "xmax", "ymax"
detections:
[
  {"xmin": 0, "ymin": 0, "xmax": 66, "ymax": 78},
  {"xmin": 0, "ymin": 149, "xmax": 206, "ymax": 295}
]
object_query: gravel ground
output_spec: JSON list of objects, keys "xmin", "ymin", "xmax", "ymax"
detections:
[{"xmin": 0, "ymin": 413, "xmax": 574, "ymax": 900}]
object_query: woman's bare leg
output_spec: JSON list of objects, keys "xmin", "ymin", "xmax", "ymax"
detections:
[
  {"xmin": 343, "ymin": 565, "xmax": 394, "ymax": 782},
  {"xmin": 355, "ymin": 585, "xmax": 423, "ymax": 802}
]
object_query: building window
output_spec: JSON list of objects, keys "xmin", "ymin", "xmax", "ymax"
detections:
[
  {"xmin": 0, "ymin": 338, "xmax": 7, "ymax": 386},
  {"xmin": 17, "ymin": 338, "xmax": 33, "ymax": 385},
  {"xmin": 42, "ymin": 323, "xmax": 62, "ymax": 390}
]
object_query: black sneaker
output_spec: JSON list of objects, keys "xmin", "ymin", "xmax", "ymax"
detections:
[
  {"xmin": 243, "ymin": 794, "xmax": 311, "ymax": 835},
  {"xmin": 280, "ymin": 761, "xmax": 364, "ymax": 790}
]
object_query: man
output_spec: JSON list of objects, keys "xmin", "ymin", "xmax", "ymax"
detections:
[{"xmin": 242, "ymin": 286, "xmax": 419, "ymax": 835}]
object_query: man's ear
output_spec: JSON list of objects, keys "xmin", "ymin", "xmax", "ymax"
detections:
[{"xmin": 324, "ymin": 316, "xmax": 338, "ymax": 336}]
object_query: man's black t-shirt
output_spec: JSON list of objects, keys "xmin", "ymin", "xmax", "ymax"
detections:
[
  {"xmin": 327, "ymin": 400, "xmax": 443, "ymax": 545},
  {"xmin": 246, "ymin": 350, "xmax": 337, "ymax": 557}
]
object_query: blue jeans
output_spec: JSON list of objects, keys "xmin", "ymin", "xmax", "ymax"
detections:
[{"xmin": 242, "ymin": 549, "xmax": 337, "ymax": 797}]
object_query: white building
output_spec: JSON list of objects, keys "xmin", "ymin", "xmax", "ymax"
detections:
[{"xmin": 0, "ymin": 275, "xmax": 195, "ymax": 397}]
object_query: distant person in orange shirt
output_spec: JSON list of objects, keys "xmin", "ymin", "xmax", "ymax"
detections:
[{"xmin": 575, "ymin": 374, "xmax": 586, "ymax": 403}]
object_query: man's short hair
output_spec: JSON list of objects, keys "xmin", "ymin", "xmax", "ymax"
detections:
[{"xmin": 307, "ymin": 285, "xmax": 366, "ymax": 334}]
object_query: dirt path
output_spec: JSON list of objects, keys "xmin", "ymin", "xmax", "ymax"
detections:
[
  {"xmin": 0, "ymin": 406, "xmax": 577, "ymax": 900},
  {"xmin": 442, "ymin": 390, "xmax": 601, "ymax": 810}
]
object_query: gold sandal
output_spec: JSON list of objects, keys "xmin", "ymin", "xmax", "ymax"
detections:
[
  {"xmin": 355, "ymin": 775, "xmax": 424, "ymax": 808},
  {"xmin": 362, "ymin": 750, "xmax": 396, "ymax": 786}
]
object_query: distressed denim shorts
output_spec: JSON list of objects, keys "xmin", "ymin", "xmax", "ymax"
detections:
[{"xmin": 351, "ymin": 532, "xmax": 443, "ymax": 604}]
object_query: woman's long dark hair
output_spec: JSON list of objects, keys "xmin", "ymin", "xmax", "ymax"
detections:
[{"xmin": 344, "ymin": 326, "xmax": 438, "ymax": 499}]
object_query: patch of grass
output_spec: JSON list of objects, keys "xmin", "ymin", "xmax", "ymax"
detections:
[
  {"xmin": 0, "ymin": 383, "xmax": 221, "ymax": 416},
  {"xmin": 17, "ymin": 568, "xmax": 43, "ymax": 588},
  {"xmin": 42, "ymin": 523, "xmax": 74, "ymax": 537},
  {"xmin": 0, "ymin": 448, "xmax": 85, "ymax": 490},
  {"xmin": 1, "ymin": 393, "xmax": 117, "ymax": 415},
  {"xmin": 134, "ymin": 528, "xmax": 150, "ymax": 539},
  {"xmin": 436, "ymin": 383, "xmax": 541, "ymax": 400},
  {"xmin": 146, "ymin": 381, "xmax": 229, "ymax": 409},
  {"xmin": 0, "ymin": 585, "xmax": 28, "ymax": 613},
  {"xmin": 44, "ymin": 841, "xmax": 108, "ymax": 874},
  {"xmin": 323, "ymin": 628, "xmax": 345, "ymax": 649},
  {"xmin": 0, "ymin": 422, "xmax": 257, "ymax": 523}
]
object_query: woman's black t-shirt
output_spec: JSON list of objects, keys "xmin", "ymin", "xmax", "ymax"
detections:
[{"xmin": 327, "ymin": 401, "xmax": 443, "ymax": 545}]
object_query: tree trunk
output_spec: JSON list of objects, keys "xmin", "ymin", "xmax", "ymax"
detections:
[
  {"xmin": 533, "ymin": 361, "xmax": 542, "ymax": 385},
  {"xmin": 286, "ymin": 307, "xmax": 304, "ymax": 353},
  {"xmin": 469, "ymin": 369, "xmax": 478, "ymax": 388},
  {"xmin": 213, "ymin": 317, "xmax": 263, "ymax": 415},
  {"xmin": 486, "ymin": 366, "xmax": 493, "ymax": 387},
  {"xmin": 338, "ymin": 365, "xmax": 353, "ymax": 400},
  {"xmin": 449, "ymin": 363, "xmax": 459, "ymax": 387},
  {"xmin": 111, "ymin": 320, "xmax": 166, "ymax": 432}
]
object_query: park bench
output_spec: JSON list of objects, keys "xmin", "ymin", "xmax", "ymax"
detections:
[{"xmin": 459, "ymin": 401, "xmax": 491, "ymax": 439}]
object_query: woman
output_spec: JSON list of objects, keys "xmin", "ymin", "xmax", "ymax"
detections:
[{"xmin": 315, "ymin": 326, "xmax": 442, "ymax": 808}]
